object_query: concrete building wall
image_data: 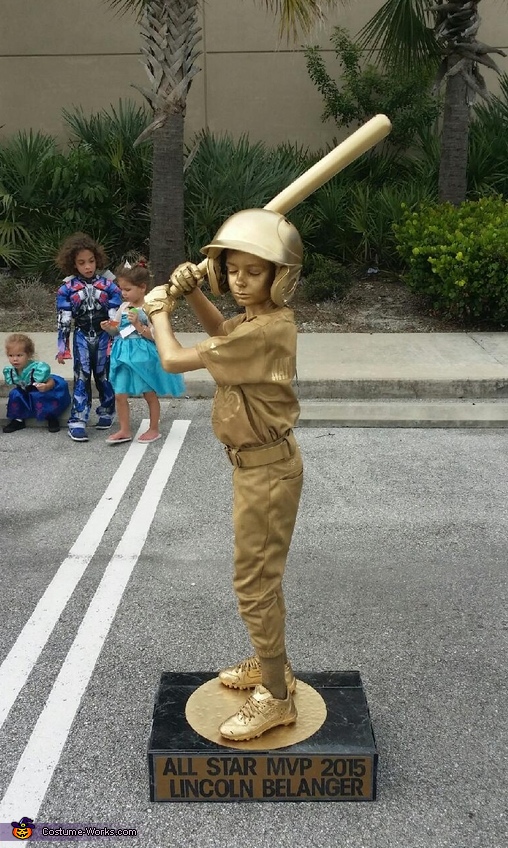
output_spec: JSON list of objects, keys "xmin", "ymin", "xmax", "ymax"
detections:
[{"xmin": 1, "ymin": 0, "xmax": 507, "ymax": 148}]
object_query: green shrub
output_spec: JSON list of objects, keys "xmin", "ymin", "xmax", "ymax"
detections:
[
  {"xmin": 0, "ymin": 130, "xmax": 60, "ymax": 271},
  {"xmin": 304, "ymin": 173, "xmax": 436, "ymax": 266},
  {"xmin": 394, "ymin": 196, "xmax": 508, "ymax": 323},
  {"xmin": 10, "ymin": 93, "xmax": 508, "ymax": 282},
  {"xmin": 0, "ymin": 101, "xmax": 151, "ymax": 279},
  {"xmin": 183, "ymin": 131, "xmax": 313, "ymax": 260},
  {"xmin": 300, "ymin": 253, "xmax": 353, "ymax": 302}
]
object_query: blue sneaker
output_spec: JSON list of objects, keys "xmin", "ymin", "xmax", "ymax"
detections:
[
  {"xmin": 68, "ymin": 424, "xmax": 88, "ymax": 442},
  {"xmin": 96, "ymin": 415, "xmax": 113, "ymax": 429}
]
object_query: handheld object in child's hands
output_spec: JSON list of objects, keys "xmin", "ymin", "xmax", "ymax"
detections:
[{"xmin": 120, "ymin": 305, "xmax": 138, "ymax": 337}]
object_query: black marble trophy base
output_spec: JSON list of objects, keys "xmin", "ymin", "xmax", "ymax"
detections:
[{"xmin": 148, "ymin": 671, "xmax": 378, "ymax": 802}]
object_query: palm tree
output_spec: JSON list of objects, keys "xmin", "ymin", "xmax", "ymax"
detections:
[
  {"xmin": 105, "ymin": 1, "xmax": 336, "ymax": 282},
  {"xmin": 359, "ymin": 0, "xmax": 506, "ymax": 205}
]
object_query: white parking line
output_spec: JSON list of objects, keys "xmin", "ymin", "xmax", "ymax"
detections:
[
  {"xmin": 0, "ymin": 419, "xmax": 190, "ymax": 821},
  {"xmin": 0, "ymin": 421, "xmax": 151, "ymax": 732}
]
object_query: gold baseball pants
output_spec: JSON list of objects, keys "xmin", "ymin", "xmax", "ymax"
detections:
[{"xmin": 231, "ymin": 443, "xmax": 303, "ymax": 658}]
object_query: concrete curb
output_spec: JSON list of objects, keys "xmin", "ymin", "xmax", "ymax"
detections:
[
  {"xmin": 3, "ymin": 331, "xmax": 508, "ymax": 424},
  {"xmin": 4, "ymin": 399, "xmax": 508, "ymax": 430},
  {"xmin": 294, "ymin": 378, "xmax": 508, "ymax": 399},
  {"xmin": 297, "ymin": 400, "xmax": 508, "ymax": 428},
  {"xmin": 2, "ymin": 374, "xmax": 508, "ymax": 400}
]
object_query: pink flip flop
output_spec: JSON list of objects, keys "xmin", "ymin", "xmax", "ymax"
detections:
[
  {"xmin": 106, "ymin": 435, "xmax": 132, "ymax": 445},
  {"xmin": 138, "ymin": 433, "xmax": 162, "ymax": 444}
]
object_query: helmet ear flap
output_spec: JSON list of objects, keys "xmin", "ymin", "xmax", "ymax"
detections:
[{"xmin": 270, "ymin": 267, "xmax": 300, "ymax": 307}]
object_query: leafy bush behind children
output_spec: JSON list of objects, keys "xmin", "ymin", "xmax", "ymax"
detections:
[{"xmin": 0, "ymin": 101, "xmax": 151, "ymax": 279}]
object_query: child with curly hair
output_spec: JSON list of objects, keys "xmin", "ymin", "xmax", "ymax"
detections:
[
  {"xmin": 3, "ymin": 333, "xmax": 71, "ymax": 433},
  {"xmin": 101, "ymin": 258, "xmax": 185, "ymax": 444},
  {"xmin": 55, "ymin": 232, "xmax": 122, "ymax": 442}
]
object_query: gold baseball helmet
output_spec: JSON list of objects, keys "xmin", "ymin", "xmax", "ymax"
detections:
[{"xmin": 200, "ymin": 209, "xmax": 303, "ymax": 306}]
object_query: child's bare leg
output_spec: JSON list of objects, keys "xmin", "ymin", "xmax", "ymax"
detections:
[
  {"xmin": 138, "ymin": 392, "xmax": 161, "ymax": 442},
  {"xmin": 107, "ymin": 394, "xmax": 132, "ymax": 441}
]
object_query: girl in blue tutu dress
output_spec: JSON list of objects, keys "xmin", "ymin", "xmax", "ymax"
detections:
[
  {"xmin": 100, "ymin": 258, "xmax": 185, "ymax": 444},
  {"xmin": 3, "ymin": 333, "xmax": 71, "ymax": 433}
]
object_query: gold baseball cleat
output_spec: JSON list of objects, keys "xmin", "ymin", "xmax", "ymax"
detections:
[
  {"xmin": 219, "ymin": 684, "xmax": 297, "ymax": 741},
  {"xmin": 218, "ymin": 656, "xmax": 297, "ymax": 693}
]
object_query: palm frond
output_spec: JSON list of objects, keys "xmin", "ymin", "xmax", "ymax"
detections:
[
  {"xmin": 254, "ymin": 1, "xmax": 341, "ymax": 40},
  {"xmin": 358, "ymin": 0, "xmax": 440, "ymax": 71},
  {"xmin": 0, "ymin": 241, "xmax": 21, "ymax": 267},
  {"xmin": 63, "ymin": 100, "xmax": 151, "ymax": 152},
  {"xmin": 0, "ymin": 131, "xmax": 60, "ymax": 208},
  {"xmin": 103, "ymin": 0, "xmax": 147, "ymax": 20}
]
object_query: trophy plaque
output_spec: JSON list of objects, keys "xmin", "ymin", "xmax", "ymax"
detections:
[{"xmin": 148, "ymin": 671, "xmax": 378, "ymax": 802}]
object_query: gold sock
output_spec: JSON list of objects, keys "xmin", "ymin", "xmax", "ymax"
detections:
[{"xmin": 259, "ymin": 653, "xmax": 287, "ymax": 700}]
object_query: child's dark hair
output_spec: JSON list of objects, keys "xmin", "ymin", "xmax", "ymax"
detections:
[
  {"xmin": 56, "ymin": 232, "xmax": 108, "ymax": 275},
  {"xmin": 115, "ymin": 257, "xmax": 151, "ymax": 289},
  {"xmin": 5, "ymin": 333, "xmax": 35, "ymax": 357}
]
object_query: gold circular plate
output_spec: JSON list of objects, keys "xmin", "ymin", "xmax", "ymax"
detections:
[{"xmin": 185, "ymin": 678, "xmax": 327, "ymax": 751}]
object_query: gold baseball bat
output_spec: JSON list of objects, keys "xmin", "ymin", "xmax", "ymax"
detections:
[
  {"xmin": 264, "ymin": 113, "xmax": 392, "ymax": 215},
  {"xmin": 157, "ymin": 113, "xmax": 391, "ymax": 302},
  {"xmin": 193, "ymin": 113, "xmax": 392, "ymax": 277}
]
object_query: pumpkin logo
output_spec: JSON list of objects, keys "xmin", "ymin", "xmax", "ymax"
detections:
[{"xmin": 11, "ymin": 817, "xmax": 34, "ymax": 839}]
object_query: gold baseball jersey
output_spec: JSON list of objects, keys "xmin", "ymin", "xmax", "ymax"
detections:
[{"xmin": 196, "ymin": 307, "xmax": 300, "ymax": 449}]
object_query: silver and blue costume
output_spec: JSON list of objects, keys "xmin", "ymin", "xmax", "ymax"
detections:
[{"xmin": 56, "ymin": 273, "xmax": 122, "ymax": 424}]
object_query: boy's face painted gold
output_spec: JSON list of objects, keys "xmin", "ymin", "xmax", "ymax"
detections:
[
  {"xmin": 74, "ymin": 249, "xmax": 97, "ymax": 279},
  {"xmin": 6, "ymin": 343, "xmax": 30, "ymax": 371},
  {"xmin": 225, "ymin": 250, "xmax": 275, "ymax": 314}
]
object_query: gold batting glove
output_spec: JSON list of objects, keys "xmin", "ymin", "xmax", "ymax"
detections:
[
  {"xmin": 143, "ymin": 284, "xmax": 177, "ymax": 320},
  {"xmin": 168, "ymin": 262, "xmax": 204, "ymax": 298}
]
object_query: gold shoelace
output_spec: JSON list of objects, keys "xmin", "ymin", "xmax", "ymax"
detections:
[
  {"xmin": 236, "ymin": 656, "xmax": 259, "ymax": 672},
  {"xmin": 239, "ymin": 693, "xmax": 266, "ymax": 721}
]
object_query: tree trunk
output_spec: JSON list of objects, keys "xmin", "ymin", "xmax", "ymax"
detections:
[
  {"xmin": 149, "ymin": 110, "xmax": 185, "ymax": 283},
  {"xmin": 438, "ymin": 54, "xmax": 472, "ymax": 205}
]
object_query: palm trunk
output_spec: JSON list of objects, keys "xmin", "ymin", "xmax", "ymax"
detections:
[
  {"xmin": 149, "ymin": 111, "xmax": 185, "ymax": 283},
  {"xmin": 438, "ymin": 56, "xmax": 472, "ymax": 205},
  {"xmin": 133, "ymin": 0, "xmax": 201, "ymax": 283}
]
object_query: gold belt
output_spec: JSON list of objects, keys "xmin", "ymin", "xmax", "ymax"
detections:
[{"xmin": 225, "ymin": 432, "xmax": 296, "ymax": 468}]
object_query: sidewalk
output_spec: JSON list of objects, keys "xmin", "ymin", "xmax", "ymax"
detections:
[{"xmin": 2, "ymin": 331, "xmax": 508, "ymax": 426}]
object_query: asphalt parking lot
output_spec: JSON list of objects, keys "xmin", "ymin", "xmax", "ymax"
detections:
[{"xmin": 0, "ymin": 398, "xmax": 507, "ymax": 847}]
